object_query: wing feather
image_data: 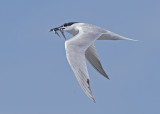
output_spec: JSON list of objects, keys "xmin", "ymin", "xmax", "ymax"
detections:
[
  {"xmin": 65, "ymin": 33, "xmax": 97, "ymax": 102},
  {"xmin": 85, "ymin": 45, "xmax": 109, "ymax": 79}
]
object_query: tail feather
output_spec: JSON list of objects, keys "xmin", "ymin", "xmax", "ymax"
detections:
[
  {"xmin": 98, "ymin": 31, "xmax": 138, "ymax": 41},
  {"xmin": 119, "ymin": 37, "xmax": 138, "ymax": 41}
]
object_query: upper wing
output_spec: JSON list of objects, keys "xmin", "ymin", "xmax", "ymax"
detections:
[
  {"xmin": 65, "ymin": 32, "xmax": 99, "ymax": 102},
  {"xmin": 85, "ymin": 45, "xmax": 109, "ymax": 79},
  {"xmin": 98, "ymin": 31, "xmax": 137, "ymax": 41}
]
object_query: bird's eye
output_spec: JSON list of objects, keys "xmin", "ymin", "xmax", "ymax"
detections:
[{"xmin": 63, "ymin": 24, "xmax": 67, "ymax": 27}]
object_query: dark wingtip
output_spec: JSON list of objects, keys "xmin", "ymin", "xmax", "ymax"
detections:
[
  {"xmin": 93, "ymin": 98, "xmax": 96, "ymax": 103},
  {"xmin": 105, "ymin": 74, "xmax": 110, "ymax": 80}
]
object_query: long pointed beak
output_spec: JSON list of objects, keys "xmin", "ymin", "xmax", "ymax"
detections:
[
  {"xmin": 48, "ymin": 29, "xmax": 53, "ymax": 32},
  {"xmin": 48, "ymin": 27, "xmax": 60, "ymax": 32},
  {"xmin": 49, "ymin": 27, "xmax": 61, "ymax": 37}
]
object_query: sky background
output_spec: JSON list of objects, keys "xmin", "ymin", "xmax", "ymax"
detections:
[{"xmin": 0, "ymin": 0, "xmax": 160, "ymax": 114}]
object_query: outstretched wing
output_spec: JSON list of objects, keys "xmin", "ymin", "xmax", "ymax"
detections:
[
  {"xmin": 85, "ymin": 45, "xmax": 109, "ymax": 79},
  {"xmin": 65, "ymin": 32, "xmax": 99, "ymax": 102}
]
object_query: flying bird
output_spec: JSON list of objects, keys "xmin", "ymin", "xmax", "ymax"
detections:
[{"xmin": 49, "ymin": 22, "xmax": 137, "ymax": 102}]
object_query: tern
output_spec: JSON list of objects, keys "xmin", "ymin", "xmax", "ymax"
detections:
[{"xmin": 49, "ymin": 22, "xmax": 137, "ymax": 102}]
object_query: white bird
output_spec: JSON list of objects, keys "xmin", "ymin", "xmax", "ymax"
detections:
[{"xmin": 49, "ymin": 22, "xmax": 137, "ymax": 102}]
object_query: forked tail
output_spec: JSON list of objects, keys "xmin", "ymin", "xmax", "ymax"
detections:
[{"xmin": 98, "ymin": 31, "xmax": 138, "ymax": 41}]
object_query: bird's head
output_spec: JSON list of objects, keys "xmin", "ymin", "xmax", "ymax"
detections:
[{"xmin": 49, "ymin": 22, "xmax": 79, "ymax": 40}]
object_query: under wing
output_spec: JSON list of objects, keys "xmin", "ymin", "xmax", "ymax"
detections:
[
  {"xmin": 65, "ymin": 48, "xmax": 95, "ymax": 102},
  {"xmin": 65, "ymin": 33, "xmax": 99, "ymax": 102},
  {"xmin": 85, "ymin": 45, "xmax": 109, "ymax": 79}
]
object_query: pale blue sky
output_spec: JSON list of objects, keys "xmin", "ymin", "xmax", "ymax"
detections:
[{"xmin": 0, "ymin": 0, "xmax": 160, "ymax": 114}]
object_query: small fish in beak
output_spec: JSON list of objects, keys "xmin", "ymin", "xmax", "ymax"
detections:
[
  {"xmin": 49, "ymin": 27, "xmax": 66, "ymax": 40},
  {"xmin": 54, "ymin": 29, "xmax": 61, "ymax": 37},
  {"xmin": 59, "ymin": 28, "xmax": 66, "ymax": 40}
]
